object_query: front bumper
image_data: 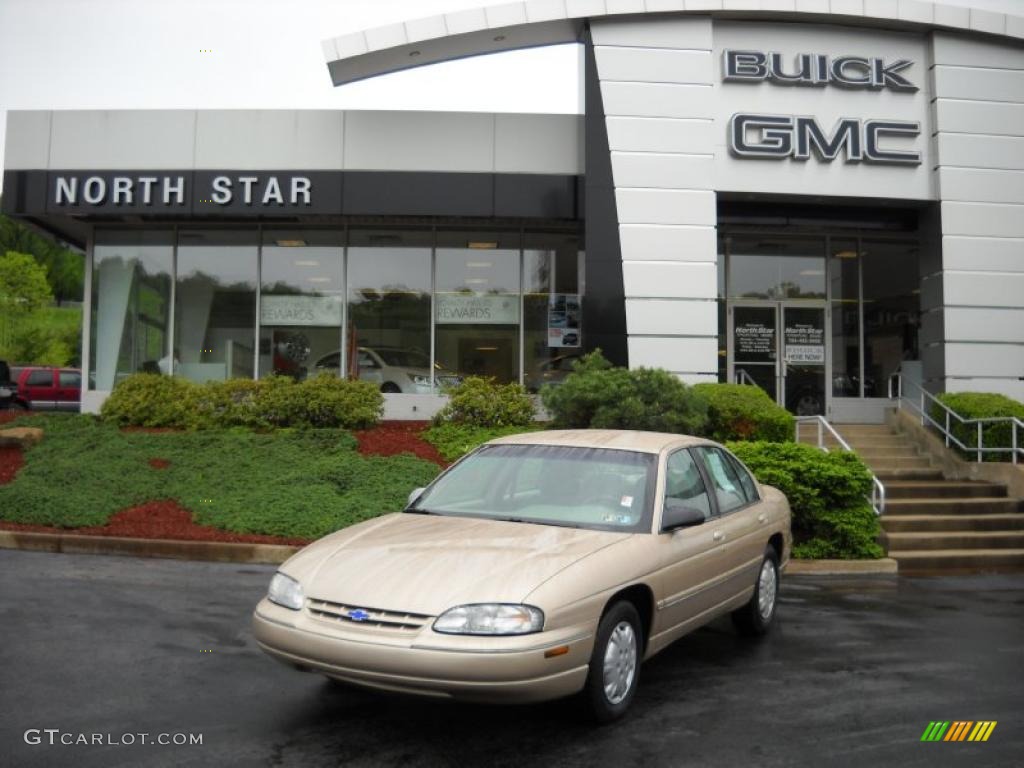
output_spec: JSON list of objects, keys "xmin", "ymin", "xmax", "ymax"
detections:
[{"xmin": 252, "ymin": 598, "xmax": 592, "ymax": 703}]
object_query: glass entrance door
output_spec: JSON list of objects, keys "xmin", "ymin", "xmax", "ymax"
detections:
[{"xmin": 729, "ymin": 302, "xmax": 827, "ymax": 416}]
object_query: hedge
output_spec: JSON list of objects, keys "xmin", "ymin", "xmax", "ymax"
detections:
[
  {"xmin": 729, "ymin": 440, "xmax": 883, "ymax": 559},
  {"xmin": 100, "ymin": 373, "xmax": 382, "ymax": 430},
  {"xmin": 692, "ymin": 383, "xmax": 795, "ymax": 443},
  {"xmin": 932, "ymin": 392, "xmax": 1024, "ymax": 462},
  {"xmin": 433, "ymin": 376, "xmax": 534, "ymax": 428}
]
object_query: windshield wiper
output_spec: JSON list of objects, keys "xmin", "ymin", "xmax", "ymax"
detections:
[
  {"xmin": 495, "ymin": 517, "xmax": 580, "ymax": 529},
  {"xmin": 404, "ymin": 508, "xmax": 439, "ymax": 515}
]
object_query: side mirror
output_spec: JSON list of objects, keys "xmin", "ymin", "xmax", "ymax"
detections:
[
  {"xmin": 661, "ymin": 498, "xmax": 706, "ymax": 531},
  {"xmin": 407, "ymin": 487, "xmax": 426, "ymax": 507}
]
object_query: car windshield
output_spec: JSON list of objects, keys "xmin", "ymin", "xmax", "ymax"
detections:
[
  {"xmin": 374, "ymin": 349, "xmax": 430, "ymax": 368},
  {"xmin": 409, "ymin": 444, "xmax": 656, "ymax": 533}
]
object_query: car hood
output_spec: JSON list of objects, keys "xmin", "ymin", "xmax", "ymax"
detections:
[{"xmin": 288, "ymin": 513, "xmax": 629, "ymax": 616}]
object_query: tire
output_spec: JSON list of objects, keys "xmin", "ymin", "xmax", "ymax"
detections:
[
  {"xmin": 380, "ymin": 382, "xmax": 402, "ymax": 394},
  {"xmin": 731, "ymin": 546, "xmax": 780, "ymax": 637},
  {"xmin": 582, "ymin": 600, "xmax": 643, "ymax": 723}
]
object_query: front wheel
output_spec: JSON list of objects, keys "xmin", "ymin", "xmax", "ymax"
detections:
[
  {"xmin": 379, "ymin": 382, "xmax": 402, "ymax": 394},
  {"xmin": 583, "ymin": 601, "xmax": 642, "ymax": 723},
  {"xmin": 731, "ymin": 547, "xmax": 779, "ymax": 637}
]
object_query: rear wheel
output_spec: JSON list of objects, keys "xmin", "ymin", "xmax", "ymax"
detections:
[
  {"xmin": 731, "ymin": 546, "xmax": 779, "ymax": 637},
  {"xmin": 583, "ymin": 600, "xmax": 642, "ymax": 723},
  {"xmin": 380, "ymin": 382, "xmax": 401, "ymax": 394}
]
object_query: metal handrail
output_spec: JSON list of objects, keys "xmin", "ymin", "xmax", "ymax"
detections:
[
  {"xmin": 734, "ymin": 368, "xmax": 758, "ymax": 387},
  {"xmin": 795, "ymin": 415, "xmax": 886, "ymax": 516},
  {"xmin": 888, "ymin": 373, "xmax": 1022, "ymax": 464}
]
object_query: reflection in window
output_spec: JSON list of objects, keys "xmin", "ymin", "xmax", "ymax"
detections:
[
  {"xmin": 435, "ymin": 231, "xmax": 521, "ymax": 385},
  {"xmin": 830, "ymin": 240, "xmax": 861, "ymax": 397},
  {"xmin": 727, "ymin": 237, "xmax": 826, "ymax": 300},
  {"xmin": 175, "ymin": 230, "xmax": 257, "ymax": 382},
  {"xmin": 90, "ymin": 230, "xmax": 173, "ymax": 390},
  {"xmin": 863, "ymin": 241, "xmax": 919, "ymax": 397},
  {"xmin": 694, "ymin": 446, "xmax": 748, "ymax": 513},
  {"xmin": 347, "ymin": 230, "xmax": 433, "ymax": 393},
  {"xmin": 523, "ymin": 232, "xmax": 583, "ymax": 393},
  {"xmin": 259, "ymin": 231, "xmax": 343, "ymax": 380}
]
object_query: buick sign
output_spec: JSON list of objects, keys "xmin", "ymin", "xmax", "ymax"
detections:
[{"xmin": 723, "ymin": 50, "xmax": 917, "ymax": 92}]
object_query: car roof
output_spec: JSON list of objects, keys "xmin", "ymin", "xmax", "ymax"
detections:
[{"xmin": 486, "ymin": 429, "xmax": 713, "ymax": 455}]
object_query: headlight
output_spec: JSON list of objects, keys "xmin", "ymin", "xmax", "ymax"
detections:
[
  {"xmin": 268, "ymin": 572, "xmax": 304, "ymax": 611},
  {"xmin": 433, "ymin": 604, "xmax": 544, "ymax": 635},
  {"xmin": 409, "ymin": 374, "xmax": 431, "ymax": 387}
]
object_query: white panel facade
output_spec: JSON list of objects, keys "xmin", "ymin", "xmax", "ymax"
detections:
[
  {"xmin": 932, "ymin": 32, "xmax": 1024, "ymax": 400},
  {"xmin": 3, "ymin": 112, "xmax": 51, "ymax": 170},
  {"xmin": 494, "ymin": 114, "xmax": 584, "ymax": 174},
  {"xmin": 49, "ymin": 111, "xmax": 197, "ymax": 170},
  {"xmin": 194, "ymin": 111, "xmax": 345, "ymax": 170},
  {"xmin": 343, "ymin": 111, "xmax": 495, "ymax": 172}
]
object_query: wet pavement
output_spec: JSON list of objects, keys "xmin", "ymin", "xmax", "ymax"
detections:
[{"xmin": 0, "ymin": 549, "xmax": 1021, "ymax": 768}]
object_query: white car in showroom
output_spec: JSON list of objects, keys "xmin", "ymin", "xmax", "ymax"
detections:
[{"xmin": 314, "ymin": 346, "xmax": 461, "ymax": 394}]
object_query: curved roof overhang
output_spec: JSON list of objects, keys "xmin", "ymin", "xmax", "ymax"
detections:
[{"xmin": 322, "ymin": 0, "xmax": 1024, "ymax": 86}]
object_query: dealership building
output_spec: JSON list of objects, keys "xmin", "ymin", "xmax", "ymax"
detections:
[{"xmin": 3, "ymin": 0, "xmax": 1023, "ymax": 421}]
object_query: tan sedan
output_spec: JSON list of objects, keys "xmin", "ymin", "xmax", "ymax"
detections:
[{"xmin": 252, "ymin": 430, "xmax": 792, "ymax": 721}]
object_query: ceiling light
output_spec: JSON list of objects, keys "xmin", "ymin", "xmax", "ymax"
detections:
[
  {"xmin": 834, "ymin": 250, "xmax": 858, "ymax": 259},
  {"xmin": 467, "ymin": 241, "xmax": 498, "ymax": 249},
  {"xmin": 494, "ymin": 35, "xmax": 506, "ymax": 42},
  {"xmin": 308, "ymin": 277, "xmax": 331, "ymax": 283},
  {"xmin": 799, "ymin": 270, "xmax": 824, "ymax": 276},
  {"xmin": 409, "ymin": 50, "xmax": 420, "ymax": 57},
  {"xmin": 475, "ymin": 346, "xmax": 498, "ymax": 351},
  {"xmin": 275, "ymin": 239, "xmax": 306, "ymax": 247},
  {"xmin": 293, "ymin": 260, "xmax": 320, "ymax": 267},
  {"xmin": 466, "ymin": 261, "xmax": 493, "ymax": 268},
  {"xmin": 465, "ymin": 278, "xmax": 489, "ymax": 285}
]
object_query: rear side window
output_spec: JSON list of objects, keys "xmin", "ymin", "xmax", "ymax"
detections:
[
  {"xmin": 694, "ymin": 446, "xmax": 751, "ymax": 514},
  {"xmin": 26, "ymin": 370, "xmax": 53, "ymax": 387},
  {"xmin": 664, "ymin": 449, "xmax": 713, "ymax": 520},
  {"xmin": 725, "ymin": 453, "xmax": 759, "ymax": 502},
  {"xmin": 59, "ymin": 371, "xmax": 81, "ymax": 388}
]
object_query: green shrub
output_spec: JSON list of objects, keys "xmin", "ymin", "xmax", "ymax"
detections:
[
  {"xmin": 423, "ymin": 422, "xmax": 543, "ymax": 462},
  {"xmin": 728, "ymin": 440, "xmax": 883, "ymax": 559},
  {"xmin": 540, "ymin": 350, "xmax": 708, "ymax": 434},
  {"xmin": 433, "ymin": 376, "xmax": 535, "ymax": 428},
  {"xmin": 691, "ymin": 383, "xmax": 794, "ymax": 443},
  {"xmin": 100, "ymin": 373, "xmax": 382, "ymax": 430},
  {"xmin": 933, "ymin": 392, "xmax": 1024, "ymax": 462}
]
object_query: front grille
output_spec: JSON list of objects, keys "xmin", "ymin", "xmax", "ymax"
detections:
[
  {"xmin": 436, "ymin": 375, "xmax": 462, "ymax": 388},
  {"xmin": 306, "ymin": 599, "xmax": 432, "ymax": 632}
]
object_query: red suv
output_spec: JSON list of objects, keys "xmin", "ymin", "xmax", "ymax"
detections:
[{"xmin": 8, "ymin": 366, "xmax": 82, "ymax": 411}]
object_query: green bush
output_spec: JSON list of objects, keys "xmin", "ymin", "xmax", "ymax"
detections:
[
  {"xmin": 1, "ymin": 414, "xmax": 438, "ymax": 540},
  {"xmin": 423, "ymin": 422, "xmax": 543, "ymax": 462},
  {"xmin": 433, "ymin": 376, "xmax": 535, "ymax": 428},
  {"xmin": 728, "ymin": 440, "xmax": 883, "ymax": 559},
  {"xmin": 691, "ymin": 383, "xmax": 794, "ymax": 443},
  {"xmin": 933, "ymin": 392, "xmax": 1024, "ymax": 462},
  {"xmin": 101, "ymin": 373, "xmax": 382, "ymax": 430},
  {"xmin": 540, "ymin": 350, "xmax": 708, "ymax": 434}
]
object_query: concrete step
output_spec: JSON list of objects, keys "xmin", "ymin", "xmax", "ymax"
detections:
[
  {"xmin": 854, "ymin": 447, "xmax": 924, "ymax": 460},
  {"xmin": 844, "ymin": 436, "xmax": 915, "ymax": 448},
  {"xmin": 875, "ymin": 468, "xmax": 944, "ymax": 481},
  {"xmin": 883, "ymin": 531, "xmax": 1024, "ymax": 551},
  {"xmin": 886, "ymin": 481, "xmax": 1007, "ymax": 499},
  {"xmin": 881, "ymin": 513, "xmax": 1024, "ymax": 533},
  {"xmin": 888, "ymin": 548, "xmax": 1024, "ymax": 574},
  {"xmin": 884, "ymin": 497, "xmax": 1024, "ymax": 516},
  {"xmin": 863, "ymin": 456, "xmax": 935, "ymax": 471}
]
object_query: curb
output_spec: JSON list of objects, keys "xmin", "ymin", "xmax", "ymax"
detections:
[
  {"xmin": 0, "ymin": 530, "xmax": 299, "ymax": 565},
  {"xmin": 785, "ymin": 558, "xmax": 899, "ymax": 576}
]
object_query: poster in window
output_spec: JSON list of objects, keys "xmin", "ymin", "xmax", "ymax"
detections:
[{"xmin": 548, "ymin": 294, "xmax": 581, "ymax": 348}]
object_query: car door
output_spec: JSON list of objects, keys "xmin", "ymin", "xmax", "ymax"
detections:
[
  {"xmin": 692, "ymin": 445, "xmax": 766, "ymax": 604},
  {"xmin": 57, "ymin": 370, "xmax": 82, "ymax": 411},
  {"xmin": 650, "ymin": 448, "xmax": 727, "ymax": 642},
  {"xmin": 21, "ymin": 369, "xmax": 57, "ymax": 410},
  {"xmin": 356, "ymin": 349, "xmax": 383, "ymax": 386}
]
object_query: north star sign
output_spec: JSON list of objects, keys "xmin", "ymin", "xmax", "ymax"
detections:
[
  {"xmin": 53, "ymin": 174, "xmax": 314, "ymax": 207},
  {"xmin": 722, "ymin": 49, "xmax": 922, "ymax": 166}
]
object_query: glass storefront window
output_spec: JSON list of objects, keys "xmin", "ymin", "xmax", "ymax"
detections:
[
  {"xmin": 90, "ymin": 230, "xmax": 173, "ymax": 390},
  {"xmin": 523, "ymin": 232, "xmax": 583, "ymax": 393},
  {"xmin": 175, "ymin": 230, "xmax": 257, "ymax": 382},
  {"xmin": 862, "ymin": 240, "xmax": 919, "ymax": 397},
  {"xmin": 347, "ymin": 229, "xmax": 433, "ymax": 393},
  {"xmin": 830, "ymin": 239, "xmax": 861, "ymax": 397},
  {"xmin": 259, "ymin": 231, "xmax": 343, "ymax": 380},
  {"xmin": 435, "ymin": 231, "xmax": 521, "ymax": 385},
  {"xmin": 727, "ymin": 237, "xmax": 826, "ymax": 300}
]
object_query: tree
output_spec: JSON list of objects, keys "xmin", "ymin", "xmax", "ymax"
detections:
[
  {"xmin": 0, "ymin": 251, "xmax": 53, "ymax": 313},
  {"xmin": 0, "ymin": 214, "xmax": 84, "ymax": 304}
]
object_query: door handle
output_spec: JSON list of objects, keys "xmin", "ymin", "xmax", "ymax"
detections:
[
  {"xmin": 757, "ymin": 514, "xmax": 767, "ymax": 524},
  {"xmin": 712, "ymin": 531, "xmax": 724, "ymax": 542}
]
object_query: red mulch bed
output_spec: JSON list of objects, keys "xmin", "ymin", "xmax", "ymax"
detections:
[
  {"xmin": 148, "ymin": 458, "xmax": 171, "ymax": 469},
  {"xmin": 0, "ymin": 411, "xmax": 26, "ymax": 425},
  {"xmin": 0, "ymin": 446, "xmax": 24, "ymax": 484},
  {"xmin": 354, "ymin": 420, "xmax": 447, "ymax": 467},
  {"xmin": 0, "ymin": 500, "xmax": 311, "ymax": 546}
]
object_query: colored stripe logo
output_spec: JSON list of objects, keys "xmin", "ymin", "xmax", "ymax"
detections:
[{"xmin": 920, "ymin": 721, "xmax": 997, "ymax": 742}]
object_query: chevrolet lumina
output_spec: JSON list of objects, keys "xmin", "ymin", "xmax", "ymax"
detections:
[{"xmin": 252, "ymin": 430, "xmax": 792, "ymax": 721}]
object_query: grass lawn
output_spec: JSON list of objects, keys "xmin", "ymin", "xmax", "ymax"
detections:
[{"xmin": 0, "ymin": 414, "xmax": 441, "ymax": 540}]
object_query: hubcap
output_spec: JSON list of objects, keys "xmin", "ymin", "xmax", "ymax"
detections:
[
  {"xmin": 758, "ymin": 559, "xmax": 777, "ymax": 622},
  {"xmin": 602, "ymin": 621, "xmax": 638, "ymax": 705}
]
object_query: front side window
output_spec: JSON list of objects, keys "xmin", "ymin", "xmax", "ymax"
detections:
[
  {"xmin": 59, "ymin": 371, "xmax": 81, "ymax": 388},
  {"xmin": 26, "ymin": 370, "xmax": 53, "ymax": 387},
  {"xmin": 664, "ymin": 449, "xmax": 713, "ymax": 521},
  {"xmin": 694, "ymin": 446, "xmax": 750, "ymax": 514},
  {"xmin": 410, "ymin": 444, "xmax": 656, "ymax": 533}
]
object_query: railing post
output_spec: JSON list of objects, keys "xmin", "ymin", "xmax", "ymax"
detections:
[
  {"xmin": 818, "ymin": 419, "xmax": 823, "ymax": 450},
  {"xmin": 977, "ymin": 421, "xmax": 983, "ymax": 463},
  {"xmin": 945, "ymin": 411, "xmax": 950, "ymax": 447},
  {"xmin": 1014, "ymin": 422, "xmax": 1018, "ymax": 466}
]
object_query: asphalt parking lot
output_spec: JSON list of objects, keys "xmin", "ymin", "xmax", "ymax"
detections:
[{"xmin": 0, "ymin": 550, "xmax": 1021, "ymax": 768}]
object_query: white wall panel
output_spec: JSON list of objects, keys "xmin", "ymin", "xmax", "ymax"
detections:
[
  {"xmin": 942, "ymin": 236, "xmax": 1024, "ymax": 271},
  {"xmin": 627, "ymin": 336, "xmax": 719, "ymax": 372},
  {"xmin": 618, "ymin": 225, "xmax": 718, "ymax": 261},
  {"xmin": 3, "ymin": 111, "xmax": 51, "ymax": 170},
  {"xmin": 940, "ymin": 202, "xmax": 1024, "ymax": 237},
  {"xmin": 194, "ymin": 111, "xmax": 344, "ymax": 170},
  {"xmin": 594, "ymin": 47, "xmax": 713, "ymax": 84},
  {"xmin": 494, "ymin": 114, "xmax": 584, "ymax": 174},
  {"xmin": 937, "ymin": 167, "xmax": 1024, "ymax": 204},
  {"xmin": 932, "ymin": 32, "xmax": 1024, "ymax": 70},
  {"xmin": 944, "ymin": 307, "xmax": 1024, "ymax": 343},
  {"xmin": 944, "ymin": 376, "xmax": 1024, "ymax": 399},
  {"xmin": 605, "ymin": 117, "xmax": 714, "ymax": 153},
  {"xmin": 624, "ymin": 298, "xmax": 718, "ymax": 336},
  {"xmin": 934, "ymin": 100, "xmax": 1024, "ymax": 137},
  {"xmin": 936, "ymin": 134, "xmax": 1024, "ymax": 171},
  {"xmin": 932, "ymin": 66, "xmax": 1024, "ymax": 103},
  {"xmin": 344, "ymin": 111, "xmax": 494, "ymax": 172},
  {"xmin": 610, "ymin": 152, "xmax": 714, "ymax": 189},
  {"xmin": 622, "ymin": 261, "xmax": 717, "ymax": 298},
  {"xmin": 590, "ymin": 16, "xmax": 711, "ymax": 49},
  {"xmin": 49, "ymin": 111, "xmax": 196, "ymax": 169},
  {"xmin": 600, "ymin": 82, "xmax": 714, "ymax": 119},
  {"xmin": 615, "ymin": 188, "xmax": 716, "ymax": 225},
  {"xmin": 944, "ymin": 343, "xmax": 1024, "ymax": 377},
  {"xmin": 941, "ymin": 271, "xmax": 1024, "ymax": 307}
]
